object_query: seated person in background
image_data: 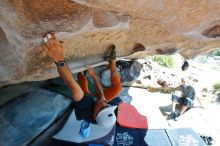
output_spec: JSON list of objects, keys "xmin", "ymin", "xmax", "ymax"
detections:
[
  {"xmin": 43, "ymin": 32, "xmax": 122, "ymax": 128},
  {"xmin": 170, "ymin": 78, "xmax": 195, "ymax": 121}
]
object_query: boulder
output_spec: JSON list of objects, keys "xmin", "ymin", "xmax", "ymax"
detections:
[
  {"xmin": 0, "ymin": 0, "xmax": 220, "ymax": 86},
  {"xmin": 0, "ymin": 88, "xmax": 72, "ymax": 146}
]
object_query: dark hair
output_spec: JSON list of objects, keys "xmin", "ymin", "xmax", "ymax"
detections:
[{"xmin": 181, "ymin": 60, "xmax": 189, "ymax": 71}]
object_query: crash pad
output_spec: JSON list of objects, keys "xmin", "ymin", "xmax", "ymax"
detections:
[
  {"xmin": 166, "ymin": 128, "xmax": 206, "ymax": 146},
  {"xmin": 53, "ymin": 109, "xmax": 115, "ymax": 145},
  {"xmin": 117, "ymin": 103, "xmax": 148, "ymax": 129},
  {"xmin": 144, "ymin": 129, "xmax": 172, "ymax": 146},
  {"xmin": 114, "ymin": 124, "xmax": 147, "ymax": 146}
]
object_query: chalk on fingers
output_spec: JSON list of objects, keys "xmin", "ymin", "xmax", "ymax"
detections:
[
  {"xmin": 47, "ymin": 33, "xmax": 52, "ymax": 39},
  {"xmin": 43, "ymin": 37, "xmax": 48, "ymax": 43}
]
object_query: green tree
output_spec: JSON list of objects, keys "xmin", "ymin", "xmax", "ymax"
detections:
[
  {"xmin": 152, "ymin": 55, "xmax": 175, "ymax": 68},
  {"xmin": 213, "ymin": 82, "xmax": 220, "ymax": 93}
]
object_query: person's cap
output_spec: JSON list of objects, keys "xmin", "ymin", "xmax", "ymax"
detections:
[
  {"xmin": 96, "ymin": 106, "xmax": 117, "ymax": 128},
  {"xmin": 181, "ymin": 78, "xmax": 186, "ymax": 81},
  {"xmin": 181, "ymin": 78, "xmax": 187, "ymax": 82},
  {"xmin": 181, "ymin": 78, "xmax": 189, "ymax": 85}
]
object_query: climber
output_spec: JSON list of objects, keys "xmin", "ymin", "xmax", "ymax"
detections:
[
  {"xmin": 43, "ymin": 32, "xmax": 122, "ymax": 128},
  {"xmin": 170, "ymin": 78, "xmax": 196, "ymax": 121}
]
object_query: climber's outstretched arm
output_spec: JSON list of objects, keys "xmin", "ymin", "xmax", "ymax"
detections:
[{"xmin": 43, "ymin": 32, "xmax": 83, "ymax": 102}]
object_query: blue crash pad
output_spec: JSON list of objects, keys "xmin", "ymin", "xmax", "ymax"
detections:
[
  {"xmin": 145, "ymin": 129, "xmax": 171, "ymax": 146},
  {"xmin": 166, "ymin": 128, "xmax": 206, "ymax": 146}
]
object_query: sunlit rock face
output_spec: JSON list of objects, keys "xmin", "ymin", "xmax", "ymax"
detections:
[{"xmin": 0, "ymin": 0, "xmax": 220, "ymax": 86}]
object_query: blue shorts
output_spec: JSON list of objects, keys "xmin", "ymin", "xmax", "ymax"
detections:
[{"xmin": 171, "ymin": 94, "xmax": 194, "ymax": 108}]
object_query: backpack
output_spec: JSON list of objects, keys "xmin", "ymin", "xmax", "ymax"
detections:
[{"xmin": 181, "ymin": 60, "xmax": 189, "ymax": 71}]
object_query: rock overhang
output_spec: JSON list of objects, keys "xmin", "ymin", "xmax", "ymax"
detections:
[{"xmin": 0, "ymin": 0, "xmax": 220, "ymax": 86}]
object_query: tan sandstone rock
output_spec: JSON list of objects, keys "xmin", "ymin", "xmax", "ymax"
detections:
[{"xmin": 0, "ymin": 0, "xmax": 220, "ymax": 86}]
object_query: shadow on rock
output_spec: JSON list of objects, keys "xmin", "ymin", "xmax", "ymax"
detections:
[{"xmin": 159, "ymin": 104, "xmax": 172, "ymax": 120}]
